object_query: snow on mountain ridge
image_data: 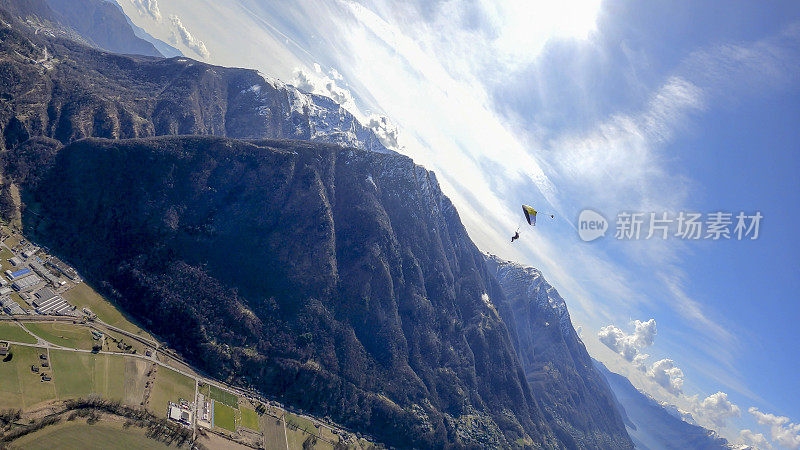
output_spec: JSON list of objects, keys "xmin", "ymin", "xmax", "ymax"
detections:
[
  {"xmin": 254, "ymin": 72, "xmax": 395, "ymax": 154},
  {"xmin": 485, "ymin": 253, "xmax": 572, "ymax": 334}
]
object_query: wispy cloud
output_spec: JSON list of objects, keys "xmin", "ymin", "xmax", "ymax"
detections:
[
  {"xmin": 122, "ymin": 0, "xmax": 210, "ymax": 59},
  {"xmin": 127, "ymin": 0, "xmax": 162, "ymax": 21},
  {"xmin": 168, "ymin": 15, "xmax": 210, "ymax": 59}
]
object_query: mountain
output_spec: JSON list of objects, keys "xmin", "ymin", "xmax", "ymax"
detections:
[
  {"xmin": 0, "ymin": 9, "xmax": 392, "ymax": 161},
  {"xmin": 485, "ymin": 255, "xmax": 635, "ymax": 449},
  {"xmin": 0, "ymin": 8, "xmax": 637, "ymax": 448},
  {"xmin": 594, "ymin": 360, "xmax": 730, "ymax": 450},
  {"xmin": 14, "ymin": 135, "xmax": 556, "ymax": 448},
  {"xmin": 0, "ymin": 0, "xmax": 162, "ymax": 57}
]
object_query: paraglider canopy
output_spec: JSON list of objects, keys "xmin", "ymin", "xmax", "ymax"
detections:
[{"xmin": 522, "ymin": 205, "xmax": 538, "ymax": 226}]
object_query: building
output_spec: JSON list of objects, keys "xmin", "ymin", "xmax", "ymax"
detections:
[
  {"xmin": 12, "ymin": 274, "xmax": 43, "ymax": 292},
  {"xmin": 21, "ymin": 246, "xmax": 39, "ymax": 258},
  {"xmin": 0, "ymin": 342, "xmax": 9, "ymax": 356},
  {"xmin": 30, "ymin": 261, "xmax": 61, "ymax": 286},
  {"xmin": 47, "ymin": 258, "xmax": 80, "ymax": 282},
  {"xmin": 34, "ymin": 287, "xmax": 57, "ymax": 303},
  {"xmin": 0, "ymin": 296, "xmax": 25, "ymax": 315},
  {"xmin": 8, "ymin": 257, "xmax": 20, "ymax": 266},
  {"xmin": 32, "ymin": 288, "xmax": 74, "ymax": 315},
  {"xmin": 167, "ymin": 402, "xmax": 193, "ymax": 427},
  {"xmin": 7, "ymin": 268, "xmax": 31, "ymax": 280},
  {"xmin": 35, "ymin": 296, "xmax": 73, "ymax": 315}
]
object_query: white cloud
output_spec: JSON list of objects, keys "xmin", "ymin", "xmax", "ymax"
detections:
[
  {"xmin": 690, "ymin": 391, "xmax": 741, "ymax": 428},
  {"xmin": 739, "ymin": 429, "xmax": 771, "ymax": 449},
  {"xmin": 292, "ymin": 67, "xmax": 355, "ymax": 110},
  {"xmin": 597, "ymin": 319, "xmax": 656, "ymax": 367},
  {"xmin": 646, "ymin": 358, "xmax": 684, "ymax": 396},
  {"xmin": 749, "ymin": 407, "xmax": 800, "ymax": 449},
  {"xmin": 169, "ymin": 15, "xmax": 210, "ymax": 59},
  {"xmin": 366, "ymin": 115, "xmax": 400, "ymax": 150},
  {"xmin": 128, "ymin": 0, "xmax": 161, "ymax": 21}
]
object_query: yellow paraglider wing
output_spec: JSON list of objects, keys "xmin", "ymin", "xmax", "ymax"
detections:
[{"xmin": 522, "ymin": 205, "xmax": 537, "ymax": 226}]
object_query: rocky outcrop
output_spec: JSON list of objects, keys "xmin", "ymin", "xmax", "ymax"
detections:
[{"xmin": 485, "ymin": 255, "xmax": 634, "ymax": 449}]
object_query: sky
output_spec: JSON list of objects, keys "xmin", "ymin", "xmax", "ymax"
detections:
[{"xmin": 116, "ymin": 0, "xmax": 800, "ymax": 447}]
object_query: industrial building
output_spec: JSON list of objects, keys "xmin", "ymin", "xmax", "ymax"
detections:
[
  {"xmin": 30, "ymin": 261, "xmax": 62, "ymax": 286},
  {"xmin": 47, "ymin": 258, "xmax": 81, "ymax": 282},
  {"xmin": 21, "ymin": 246, "xmax": 39, "ymax": 258},
  {"xmin": 0, "ymin": 296, "xmax": 25, "ymax": 315},
  {"xmin": 32, "ymin": 287, "xmax": 74, "ymax": 315},
  {"xmin": 11, "ymin": 274, "xmax": 43, "ymax": 292},
  {"xmin": 7, "ymin": 268, "xmax": 32, "ymax": 280},
  {"xmin": 167, "ymin": 401, "xmax": 193, "ymax": 427}
]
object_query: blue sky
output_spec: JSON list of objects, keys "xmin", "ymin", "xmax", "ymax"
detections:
[{"xmin": 118, "ymin": 0, "xmax": 800, "ymax": 446}]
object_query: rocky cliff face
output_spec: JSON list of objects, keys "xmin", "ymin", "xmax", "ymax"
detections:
[
  {"xmin": 20, "ymin": 136, "xmax": 558, "ymax": 448},
  {"xmin": 485, "ymin": 255, "xmax": 634, "ymax": 449}
]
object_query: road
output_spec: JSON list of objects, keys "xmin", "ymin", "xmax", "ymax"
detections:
[{"xmin": 0, "ymin": 315, "xmax": 346, "ymax": 449}]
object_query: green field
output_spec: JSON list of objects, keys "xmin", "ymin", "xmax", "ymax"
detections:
[
  {"xmin": 7, "ymin": 420, "xmax": 172, "ymax": 450},
  {"xmin": 199, "ymin": 383, "xmax": 211, "ymax": 397},
  {"xmin": 0, "ymin": 345, "xmax": 57, "ymax": 409},
  {"xmin": 24, "ymin": 322, "xmax": 94, "ymax": 350},
  {"xmin": 63, "ymin": 283, "xmax": 152, "ymax": 339},
  {"xmin": 240, "ymin": 407, "xmax": 259, "ymax": 431},
  {"xmin": 4, "ymin": 234, "xmax": 21, "ymax": 250},
  {"xmin": 286, "ymin": 426, "xmax": 332, "ymax": 450},
  {"xmin": 210, "ymin": 384, "xmax": 239, "ymax": 408},
  {"xmin": 102, "ymin": 329, "xmax": 147, "ymax": 356},
  {"xmin": 286, "ymin": 412, "xmax": 315, "ymax": 433},
  {"xmin": 0, "ymin": 322, "xmax": 37, "ymax": 343},
  {"xmin": 213, "ymin": 401, "xmax": 237, "ymax": 432},
  {"xmin": 0, "ymin": 247, "xmax": 13, "ymax": 259},
  {"xmin": 148, "ymin": 366, "xmax": 195, "ymax": 416},
  {"xmin": 50, "ymin": 350, "xmax": 125, "ymax": 401},
  {"xmin": 0, "ymin": 248, "xmax": 14, "ymax": 273}
]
